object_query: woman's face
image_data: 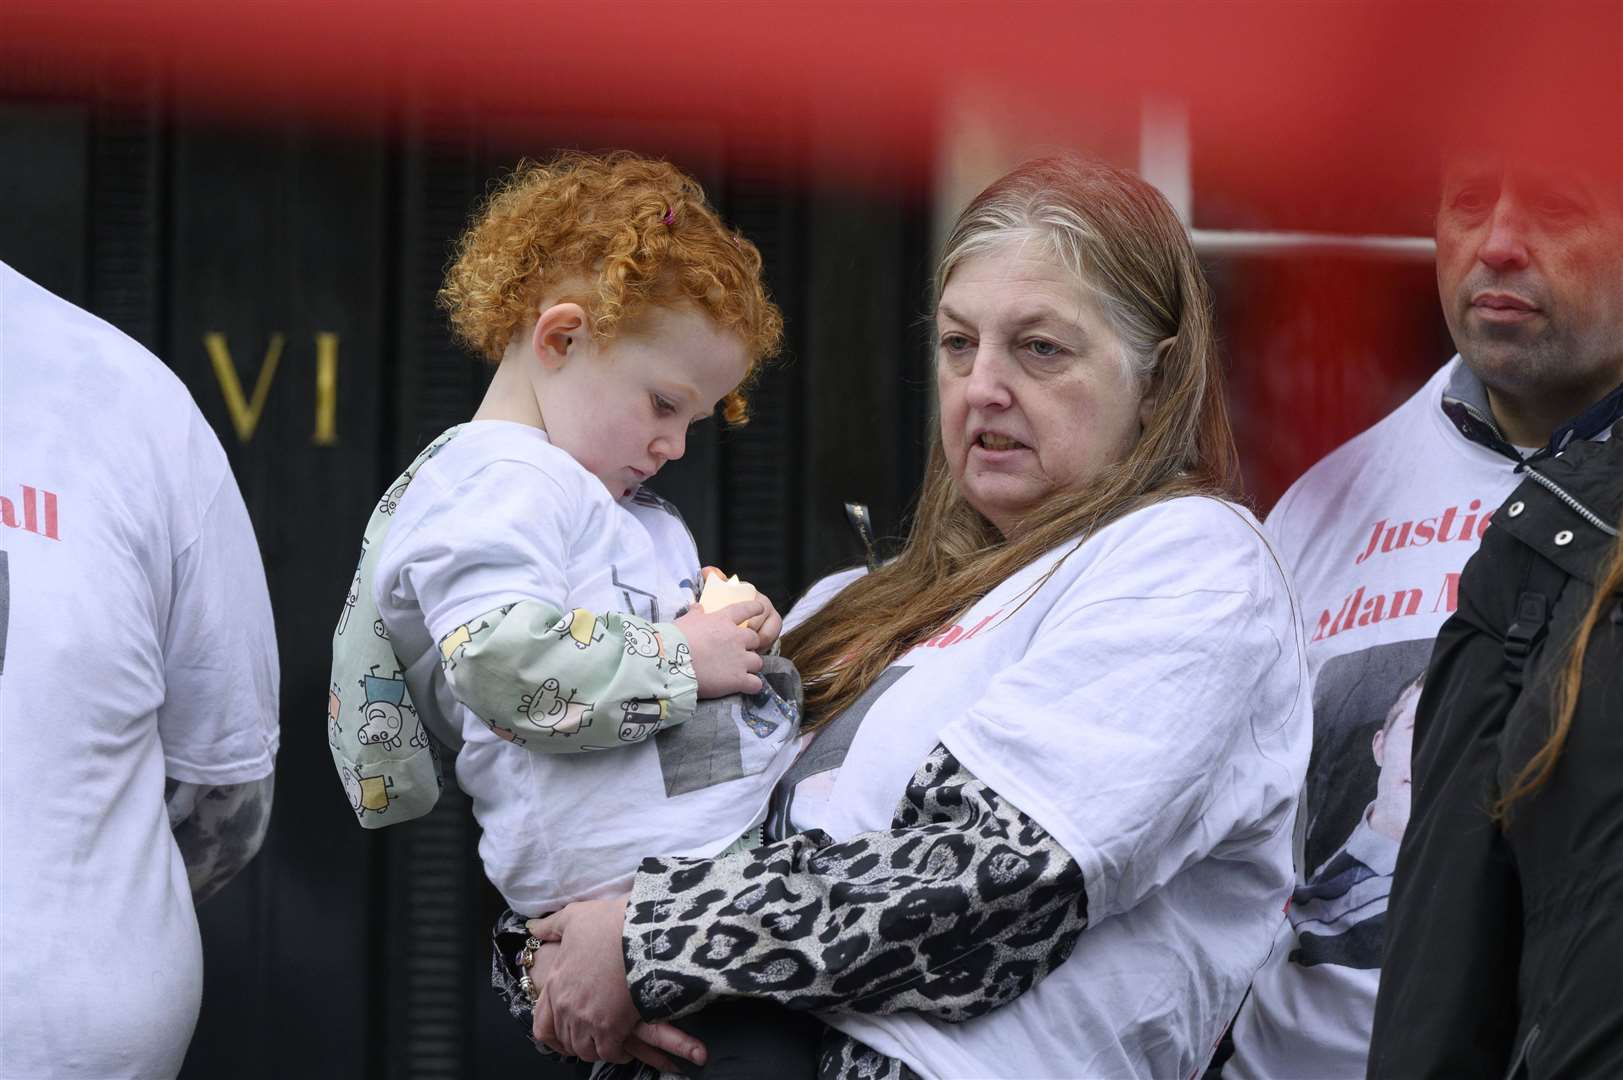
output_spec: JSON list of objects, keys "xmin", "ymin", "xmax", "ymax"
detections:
[{"xmin": 935, "ymin": 244, "xmax": 1150, "ymax": 536}]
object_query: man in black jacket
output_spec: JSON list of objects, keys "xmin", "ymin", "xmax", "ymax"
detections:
[
  {"xmin": 1368, "ymin": 423, "xmax": 1622, "ymax": 1078},
  {"xmin": 1224, "ymin": 148, "xmax": 1623, "ymax": 1079}
]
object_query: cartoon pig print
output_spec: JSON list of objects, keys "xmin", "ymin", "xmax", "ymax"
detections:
[{"xmin": 357, "ymin": 668, "xmax": 413, "ymax": 750}]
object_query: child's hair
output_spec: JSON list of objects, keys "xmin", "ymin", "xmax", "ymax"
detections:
[{"xmin": 438, "ymin": 151, "xmax": 783, "ymax": 424}]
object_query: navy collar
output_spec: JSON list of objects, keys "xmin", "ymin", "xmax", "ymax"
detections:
[
  {"xmin": 1554, "ymin": 380, "xmax": 1623, "ymax": 451},
  {"xmin": 1440, "ymin": 358, "xmax": 1623, "ymax": 468}
]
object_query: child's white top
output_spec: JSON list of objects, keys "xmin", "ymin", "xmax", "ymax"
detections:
[{"xmin": 374, "ymin": 421, "xmax": 797, "ymax": 912}]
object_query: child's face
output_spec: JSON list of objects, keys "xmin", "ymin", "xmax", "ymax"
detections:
[
  {"xmin": 1368, "ymin": 683, "xmax": 1421, "ymax": 841},
  {"xmin": 537, "ymin": 304, "xmax": 751, "ymax": 499}
]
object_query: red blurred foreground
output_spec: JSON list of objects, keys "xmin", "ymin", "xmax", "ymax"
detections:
[
  {"xmin": 4, "ymin": 1, "xmax": 1618, "ymax": 193},
  {"xmin": 2, "ymin": 0, "xmax": 1618, "ymax": 510}
]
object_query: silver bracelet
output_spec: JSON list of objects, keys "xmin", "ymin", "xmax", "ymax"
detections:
[{"xmin": 518, "ymin": 935, "xmax": 542, "ymax": 1003}]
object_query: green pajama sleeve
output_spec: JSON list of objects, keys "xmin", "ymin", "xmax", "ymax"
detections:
[{"xmin": 438, "ymin": 600, "xmax": 698, "ymax": 753}]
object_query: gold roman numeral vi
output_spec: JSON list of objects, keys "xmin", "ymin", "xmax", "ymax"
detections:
[{"xmin": 203, "ymin": 331, "xmax": 342, "ymax": 445}]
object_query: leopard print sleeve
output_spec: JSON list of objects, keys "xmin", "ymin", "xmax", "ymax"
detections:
[{"xmin": 623, "ymin": 745, "xmax": 1089, "ymax": 1024}]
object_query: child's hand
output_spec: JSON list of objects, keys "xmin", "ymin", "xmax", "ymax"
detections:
[
  {"xmin": 674, "ymin": 603, "xmax": 765, "ymax": 697},
  {"xmin": 743, "ymin": 592, "xmax": 783, "ymax": 653}
]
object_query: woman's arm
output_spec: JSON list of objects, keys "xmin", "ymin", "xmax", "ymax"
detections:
[
  {"xmin": 621, "ymin": 744, "xmax": 1087, "ymax": 1023},
  {"xmin": 488, "ymin": 743, "xmax": 1084, "ymax": 1029},
  {"xmin": 495, "ymin": 744, "xmax": 1084, "ymax": 1064}
]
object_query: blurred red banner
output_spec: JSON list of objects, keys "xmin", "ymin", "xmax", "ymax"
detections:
[{"xmin": 4, "ymin": 1, "xmax": 1617, "ymax": 191}]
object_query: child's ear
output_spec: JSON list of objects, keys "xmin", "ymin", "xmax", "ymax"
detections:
[{"xmin": 532, "ymin": 303, "xmax": 588, "ymax": 370}]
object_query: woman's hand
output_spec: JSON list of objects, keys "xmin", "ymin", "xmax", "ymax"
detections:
[
  {"xmin": 527, "ymin": 899, "xmax": 637, "ymax": 1061},
  {"xmin": 675, "ymin": 603, "xmax": 765, "ymax": 696},
  {"xmin": 525, "ymin": 900, "xmax": 709, "ymax": 1070}
]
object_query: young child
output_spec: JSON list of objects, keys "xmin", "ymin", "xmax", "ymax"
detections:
[{"xmin": 327, "ymin": 152, "xmax": 813, "ymax": 1074}]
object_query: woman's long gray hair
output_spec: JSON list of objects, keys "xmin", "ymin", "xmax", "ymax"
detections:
[{"xmin": 783, "ymin": 155, "xmax": 1238, "ymax": 730}]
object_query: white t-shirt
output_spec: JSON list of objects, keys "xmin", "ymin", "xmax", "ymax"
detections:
[
  {"xmin": 780, "ymin": 496, "xmax": 1311, "ymax": 1080},
  {"xmin": 0, "ymin": 264, "xmax": 279, "ymax": 1079},
  {"xmin": 1226, "ymin": 357, "xmax": 1531, "ymax": 1079},
  {"xmin": 374, "ymin": 422, "xmax": 798, "ymax": 913}
]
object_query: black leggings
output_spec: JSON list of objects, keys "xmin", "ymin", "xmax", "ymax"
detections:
[{"xmin": 673, "ymin": 999, "xmax": 823, "ymax": 1080}]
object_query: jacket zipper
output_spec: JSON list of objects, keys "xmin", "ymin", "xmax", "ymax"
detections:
[{"xmin": 1521, "ymin": 467, "xmax": 1621, "ymax": 538}]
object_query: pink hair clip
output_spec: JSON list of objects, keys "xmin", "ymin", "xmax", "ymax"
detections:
[{"xmin": 661, "ymin": 207, "xmax": 677, "ymax": 225}]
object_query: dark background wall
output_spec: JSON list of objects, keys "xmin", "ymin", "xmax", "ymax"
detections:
[{"xmin": 1, "ymin": 84, "xmax": 931, "ymax": 1078}]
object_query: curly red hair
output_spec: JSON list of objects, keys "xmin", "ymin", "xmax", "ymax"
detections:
[{"xmin": 438, "ymin": 151, "xmax": 783, "ymax": 423}]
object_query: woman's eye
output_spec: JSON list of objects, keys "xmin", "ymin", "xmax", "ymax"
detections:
[
  {"xmin": 939, "ymin": 333, "xmax": 972, "ymax": 352},
  {"xmin": 1026, "ymin": 339, "xmax": 1062, "ymax": 358}
]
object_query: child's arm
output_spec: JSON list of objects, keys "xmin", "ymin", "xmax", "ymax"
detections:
[
  {"xmin": 387, "ymin": 455, "xmax": 762, "ymax": 753},
  {"xmin": 439, "ymin": 598, "xmax": 764, "ymax": 753},
  {"xmin": 439, "ymin": 603, "xmax": 693, "ymax": 752}
]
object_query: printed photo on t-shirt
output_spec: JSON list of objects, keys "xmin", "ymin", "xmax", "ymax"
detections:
[
  {"xmin": 763, "ymin": 665, "xmax": 911, "ymax": 838},
  {"xmin": 654, "ymin": 665, "xmax": 797, "ymax": 798},
  {"xmin": 1291, "ymin": 637, "xmax": 1430, "ymax": 969}
]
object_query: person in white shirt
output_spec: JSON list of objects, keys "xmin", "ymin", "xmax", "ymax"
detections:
[
  {"xmin": 0, "ymin": 262, "xmax": 280, "ymax": 1079},
  {"xmin": 327, "ymin": 153, "xmax": 811, "ymax": 1076},
  {"xmin": 1223, "ymin": 149, "xmax": 1623, "ymax": 1079},
  {"xmin": 501, "ymin": 155, "xmax": 1312, "ymax": 1080}
]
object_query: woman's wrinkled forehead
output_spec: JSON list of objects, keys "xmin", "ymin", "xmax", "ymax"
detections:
[
  {"xmin": 936, "ymin": 271, "xmax": 1100, "ymax": 341},
  {"xmin": 938, "ymin": 232, "xmax": 1102, "ymax": 311}
]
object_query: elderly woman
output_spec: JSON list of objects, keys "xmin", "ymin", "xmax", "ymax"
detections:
[{"xmin": 497, "ymin": 156, "xmax": 1311, "ymax": 1079}]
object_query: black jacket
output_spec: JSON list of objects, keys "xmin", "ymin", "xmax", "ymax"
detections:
[{"xmin": 1368, "ymin": 426, "xmax": 1623, "ymax": 1079}]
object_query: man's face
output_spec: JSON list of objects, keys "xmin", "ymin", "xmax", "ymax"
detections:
[{"xmin": 1436, "ymin": 161, "xmax": 1623, "ymax": 410}]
